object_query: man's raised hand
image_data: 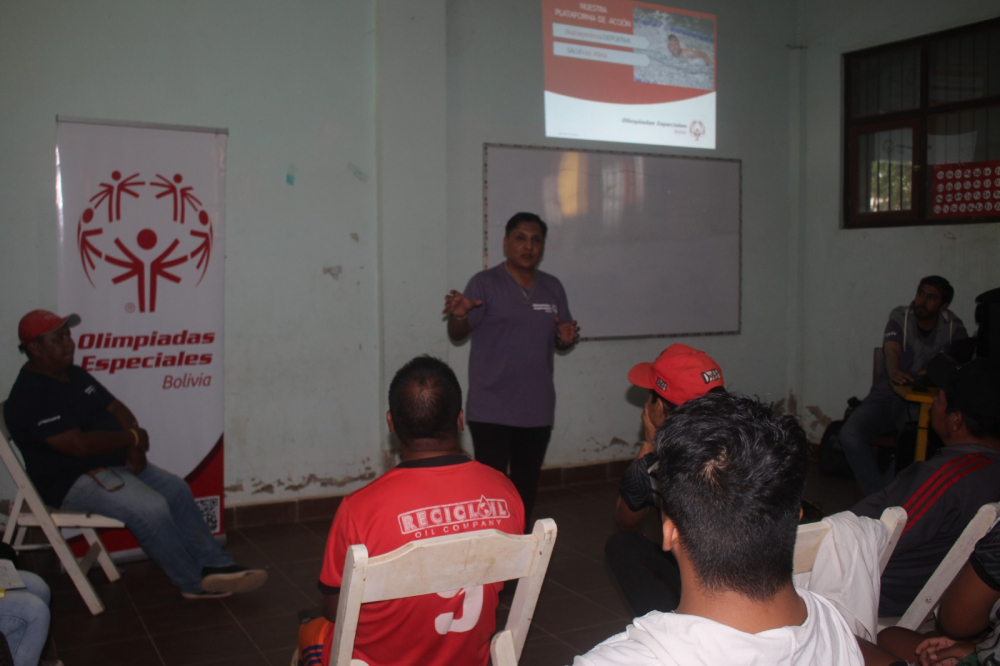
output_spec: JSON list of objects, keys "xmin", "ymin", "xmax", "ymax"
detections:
[
  {"xmin": 555, "ymin": 317, "xmax": 580, "ymax": 346},
  {"xmin": 443, "ymin": 290, "xmax": 483, "ymax": 319}
]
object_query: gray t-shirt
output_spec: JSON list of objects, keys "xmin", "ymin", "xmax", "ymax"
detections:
[
  {"xmin": 868, "ymin": 305, "xmax": 966, "ymax": 399},
  {"xmin": 464, "ymin": 263, "xmax": 572, "ymax": 428}
]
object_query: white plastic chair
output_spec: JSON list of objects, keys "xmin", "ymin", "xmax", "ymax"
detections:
[
  {"xmin": 794, "ymin": 506, "xmax": 907, "ymax": 575},
  {"xmin": 794, "ymin": 507, "xmax": 906, "ymax": 640},
  {"xmin": 490, "ymin": 629, "xmax": 517, "ymax": 666},
  {"xmin": 888, "ymin": 502, "xmax": 1000, "ymax": 631},
  {"xmin": 329, "ymin": 518, "xmax": 557, "ymax": 666},
  {"xmin": 0, "ymin": 401, "xmax": 123, "ymax": 615}
]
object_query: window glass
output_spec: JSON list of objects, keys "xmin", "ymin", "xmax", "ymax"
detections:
[
  {"xmin": 857, "ymin": 126, "xmax": 914, "ymax": 213},
  {"xmin": 929, "ymin": 27, "xmax": 998, "ymax": 104},
  {"xmin": 849, "ymin": 47, "xmax": 920, "ymax": 119}
]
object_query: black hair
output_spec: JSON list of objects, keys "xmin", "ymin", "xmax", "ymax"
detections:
[
  {"xmin": 651, "ymin": 385, "xmax": 726, "ymax": 411},
  {"xmin": 961, "ymin": 412, "xmax": 1000, "ymax": 440},
  {"xmin": 655, "ymin": 392, "xmax": 809, "ymax": 600},
  {"xmin": 388, "ymin": 356, "xmax": 463, "ymax": 444},
  {"xmin": 919, "ymin": 275, "xmax": 954, "ymax": 305},
  {"xmin": 504, "ymin": 212, "xmax": 548, "ymax": 239},
  {"xmin": 944, "ymin": 394, "xmax": 1000, "ymax": 440}
]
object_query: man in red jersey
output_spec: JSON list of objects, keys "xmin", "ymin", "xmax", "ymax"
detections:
[{"xmin": 299, "ymin": 356, "xmax": 524, "ymax": 666}]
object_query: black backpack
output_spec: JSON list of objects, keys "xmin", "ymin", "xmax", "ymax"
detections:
[
  {"xmin": 818, "ymin": 398, "xmax": 861, "ymax": 477},
  {"xmin": 819, "ymin": 399, "xmax": 940, "ymax": 478}
]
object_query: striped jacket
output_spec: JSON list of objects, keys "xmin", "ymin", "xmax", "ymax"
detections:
[{"xmin": 852, "ymin": 443, "xmax": 1000, "ymax": 616}]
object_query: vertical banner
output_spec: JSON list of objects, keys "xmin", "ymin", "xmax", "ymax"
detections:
[{"xmin": 55, "ymin": 118, "xmax": 227, "ymax": 552}]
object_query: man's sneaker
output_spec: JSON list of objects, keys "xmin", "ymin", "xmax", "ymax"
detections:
[
  {"xmin": 202, "ymin": 565, "xmax": 268, "ymax": 594},
  {"xmin": 181, "ymin": 588, "xmax": 233, "ymax": 600}
]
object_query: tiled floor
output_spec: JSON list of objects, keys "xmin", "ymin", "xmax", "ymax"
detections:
[{"xmin": 22, "ymin": 463, "xmax": 857, "ymax": 666}]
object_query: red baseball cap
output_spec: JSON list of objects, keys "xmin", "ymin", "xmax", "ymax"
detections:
[
  {"xmin": 18, "ymin": 310, "xmax": 81, "ymax": 348},
  {"xmin": 628, "ymin": 344, "xmax": 724, "ymax": 406}
]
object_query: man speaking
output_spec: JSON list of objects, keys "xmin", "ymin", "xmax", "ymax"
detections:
[{"xmin": 443, "ymin": 212, "xmax": 579, "ymax": 521}]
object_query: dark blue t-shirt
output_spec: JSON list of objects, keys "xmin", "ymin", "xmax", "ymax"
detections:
[{"xmin": 4, "ymin": 365, "xmax": 127, "ymax": 506}]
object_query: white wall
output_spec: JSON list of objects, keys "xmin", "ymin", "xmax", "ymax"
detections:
[
  {"xmin": 0, "ymin": 1, "xmax": 383, "ymax": 505},
  {"xmin": 793, "ymin": 0, "xmax": 1000, "ymax": 439},
  {"xmin": 377, "ymin": 0, "xmax": 451, "ymax": 450}
]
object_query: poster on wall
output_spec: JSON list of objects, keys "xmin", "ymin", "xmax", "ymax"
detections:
[
  {"xmin": 55, "ymin": 117, "xmax": 227, "ymax": 553},
  {"xmin": 543, "ymin": 0, "xmax": 717, "ymax": 149}
]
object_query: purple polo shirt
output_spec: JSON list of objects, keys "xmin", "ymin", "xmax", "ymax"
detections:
[{"xmin": 464, "ymin": 263, "xmax": 572, "ymax": 428}]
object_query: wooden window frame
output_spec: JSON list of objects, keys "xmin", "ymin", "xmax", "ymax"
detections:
[{"xmin": 843, "ymin": 17, "xmax": 1000, "ymax": 229}]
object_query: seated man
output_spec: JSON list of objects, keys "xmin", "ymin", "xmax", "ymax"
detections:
[
  {"xmin": 574, "ymin": 392, "xmax": 863, "ymax": 665},
  {"xmin": 841, "ymin": 276, "xmax": 967, "ymax": 495},
  {"xmin": 605, "ymin": 343, "xmax": 725, "ymax": 616},
  {"xmin": 852, "ymin": 356, "xmax": 1000, "ymax": 616},
  {"xmin": 299, "ymin": 356, "xmax": 524, "ymax": 666},
  {"xmin": 4, "ymin": 310, "xmax": 265, "ymax": 600},
  {"xmin": 877, "ymin": 521, "xmax": 1000, "ymax": 665}
]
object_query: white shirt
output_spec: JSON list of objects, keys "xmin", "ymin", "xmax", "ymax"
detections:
[
  {"xmin": 571, "ymin": 588, "xmax": 863, "ymax": 666},
  {"xmin": 793, "ymin": 511, "xmax": 887, "ymax": 641}
]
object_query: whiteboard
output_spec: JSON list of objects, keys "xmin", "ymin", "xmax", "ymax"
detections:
[{"xmin": 484, "ymin": 144, "xmax": 741, "ymax": 340}]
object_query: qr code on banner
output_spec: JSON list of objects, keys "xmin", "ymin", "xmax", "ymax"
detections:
[{"xmin": 196, "ymin": 496, "xmax": 221, "ymax": 533}]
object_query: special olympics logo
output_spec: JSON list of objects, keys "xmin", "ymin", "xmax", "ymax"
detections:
[
  {"xmin": 690, "ymin": 120, "xmax": 706, "ymax": 141},
  {"xmin": 75, "ymin": 170, "xmax": 214, "ymax": 313}
]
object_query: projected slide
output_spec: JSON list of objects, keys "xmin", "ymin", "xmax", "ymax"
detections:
[{"xmin": 543, "ymin": 0, "xmax": 716, "ymax": 149}]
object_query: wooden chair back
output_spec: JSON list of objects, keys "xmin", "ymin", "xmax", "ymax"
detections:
[{"xmin": 330, "ymin": 518, "xmax": 557, "ymax": 666}]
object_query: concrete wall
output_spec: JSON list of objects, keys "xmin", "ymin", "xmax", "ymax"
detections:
[{"xmin": 793, "ymin": 0, "xmax": 1000, "ymax": 439}]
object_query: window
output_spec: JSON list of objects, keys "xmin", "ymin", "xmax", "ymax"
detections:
[{"xmin": 844, "ymin": 18, "xmax": 1000, "ymax": 228}]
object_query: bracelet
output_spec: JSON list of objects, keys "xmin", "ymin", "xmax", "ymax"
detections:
[
  {"xmin": 129, "ymin": 429, "xmax": 139, "ymax": 447},
  {"xmin": 451, "ymin": 313, "xmax": 467, "ymax": 320}
]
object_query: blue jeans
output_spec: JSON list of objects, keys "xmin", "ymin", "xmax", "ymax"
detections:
[
  {"xmin": 61, "ymin": 463, "xmax": 234, "ymax": 595},
  {"xmin": 0, "ymin": 570, "xmax": 50, "ymax": 666},
  {"xmin": 840, "ymin": 394, "xmax": 916, "ymax": 496}
]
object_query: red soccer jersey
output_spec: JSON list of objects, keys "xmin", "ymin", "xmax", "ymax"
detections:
[{"xmin": 318, "ymin": 455, "xmax": 525, "ymax": 666}]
